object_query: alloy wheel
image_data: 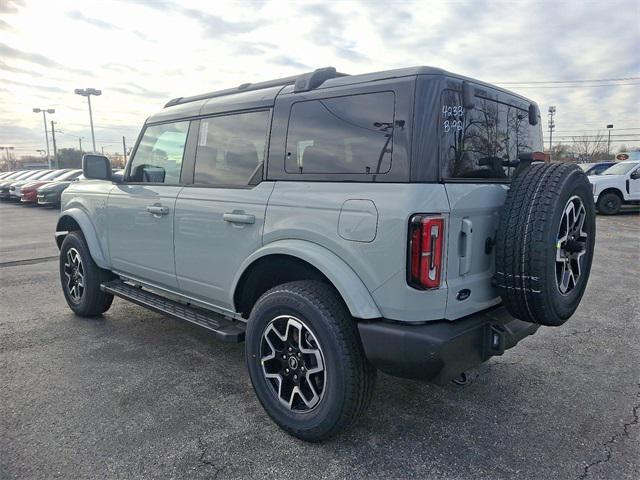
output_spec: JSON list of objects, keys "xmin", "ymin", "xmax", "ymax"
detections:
[
  {"xmin": 555, "ymin": 196, "xmax": 588, "ymax": 295},
  {"xmin": 63, "ymin": 247, "xmax": 85, "ymax": 303},
  {"xmin": 260, "ymin": 315, "xmax": 326, "ymax": 412}
]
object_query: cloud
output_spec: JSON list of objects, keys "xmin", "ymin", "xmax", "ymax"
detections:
[
  {"xmin": 0, "ymin": 42, "xmax": 63, "ymax": 69},
  {"xmin": 1, "ymin": 78, "xmax": 68, "ymax": 94},
  {"xmin": 0, "ymin": 61, "xmax": 36, "ymax": 76},
  {"xmin": 0, "ymin": 0, "xmax": 25, "ymax": 14},
  {"xmin": 179, "ymin": 7, "xmax": 259, "ymax": 37},
  {"xmin": 270, "ymin": 55, "xmax": 310, "ymax": 70},
  {"xmin": 302, "ymin": 3, "xmax": 368, "ymax": 63},
  {"xmin": 0, "ymin": 42, "xmax": 91, "ymax": 76},
  {"xmin": 67, "ymin": 10, "xmax": 117, "ymax": 30}
]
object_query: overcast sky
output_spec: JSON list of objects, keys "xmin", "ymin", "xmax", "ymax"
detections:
[{"xmin": 1, "ymin": 0, "xmax": 639, "ymax": 156}]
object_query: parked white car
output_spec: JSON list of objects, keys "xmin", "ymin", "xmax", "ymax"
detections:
[{"xmin": 590, "ymin": 160, "xmax": 640, "ymax": 214}]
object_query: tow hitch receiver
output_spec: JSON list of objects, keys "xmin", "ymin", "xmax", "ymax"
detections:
[{"xmin": 484, "ymin": 324, "xmax": 506, "ymax": 358}]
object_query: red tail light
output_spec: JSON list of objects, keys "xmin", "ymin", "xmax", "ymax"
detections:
[{"xmin": 408, "ymin": 215, "xmax": 445, "ymax": 289}]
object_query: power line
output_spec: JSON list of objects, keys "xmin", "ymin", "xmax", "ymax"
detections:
[
  {"xmin": 507, "ymin": 82, "xmax": 640, "ymax": 89},
  {"xmin": 548, "ymin": 134, "xmax": 640, "ymax": 138},
  {"xmin": 543, "ymin": 139, "xmax": 640, "ymax": 143},
  {"xmin": 553, "ymin": 128, "xmax": 640, "ymax": 133},
  {"xmin": 495, "ymin": 77, "xmax": 640, "ymax": 84}
]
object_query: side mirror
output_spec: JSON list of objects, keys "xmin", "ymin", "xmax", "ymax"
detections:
[
  {"xmin": 82, "ymin": 154, "xmax": 112, "ymax": 181},
  {"xmin": 631, "ymin": 170, "xmax": 640, "ymax": 180}
]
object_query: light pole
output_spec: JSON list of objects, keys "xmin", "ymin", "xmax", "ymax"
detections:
[
  {"xmin": 32, "ymin": 108, "xmax": 55, "ymax": 168},
  {"xmin": 548, "ymin": 106, "xmax": 556, "ymax": 161},
  {"xmin": 606, "ymin": 124, "xmax": 614, "ymax": 158},
  {"xmin": 74, "ymin": 88, "xmax": 101, "ymax": 152}
]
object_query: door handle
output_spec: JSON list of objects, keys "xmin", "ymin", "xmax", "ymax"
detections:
[
  {"xmin": 459, "ymin": 218, "xmax": 473, "ymax": 275},
  {"xmin": 223, "ymin": 212, "xmax": 255, "ymax": 224},
  {"xmin": 146, "ymin": 204, "xmax": 169, "ymax": 216}
]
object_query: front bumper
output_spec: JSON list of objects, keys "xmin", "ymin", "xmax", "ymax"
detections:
[
  {"xmin": 37, "ymin": 193, "xmax": 59, "ymax": 205},
  {"xmin": 21, "ymin": 191, "xmax": 37, "ymax": 203},
  {"xmin": 358, "ymin": 306, "xmax": 538, "ymax": 384}
]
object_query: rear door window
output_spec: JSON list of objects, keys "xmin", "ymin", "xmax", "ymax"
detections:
[
  {"xmin": 285, "ymin": 92, "xmax": 395, "ymax": 175},
  {"xmin": 128, "ymin": 121, "xmax": 189, "ymax": 184},
  {"xmin": 440, "ymin": 89, "xmax": 542, "ymax": 180},
  {"xmin": 193, "ymin": 110, "xmax": 269, "ymax": 187}
]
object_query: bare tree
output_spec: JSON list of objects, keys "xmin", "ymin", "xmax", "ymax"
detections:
[{"xmin": 571, "ymin": 132, "xmax": 607, "ymax": 162}]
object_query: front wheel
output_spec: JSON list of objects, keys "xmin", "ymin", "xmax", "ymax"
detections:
[
  {"xmin": 245, "ymin": 280, "xmax": 376, "ymax": 442},
  {"xmin": 596, "ymin": 192, "xmax": 622, "ymax": 215},
  {"xmin": 59, "ymin": 231, "xmax": 114, "ymax": 316}
]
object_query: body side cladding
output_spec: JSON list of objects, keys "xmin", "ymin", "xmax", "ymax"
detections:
[
  {"xmin": 55, "ymin": 208, "xmax": 109, "ymax": 269},
  {"xmin": 231, "ymin": 239, "xmax": 382, "ymax": 319}
]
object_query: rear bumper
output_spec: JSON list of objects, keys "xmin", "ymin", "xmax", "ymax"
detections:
[{"xmin": 358, "ymin": 306, "xmax": 538, "ymax": 384}]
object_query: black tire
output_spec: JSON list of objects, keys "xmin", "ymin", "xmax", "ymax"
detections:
[
  {"xmin": 59, "ymin": 231, "xmax": 114, "ymax": 316},
  {"xmin": 495, "ymin": 163, "xmax": 596, "ymax": 327},
  {"xmin": 596, "ymin": 191, "xmax": 622, "ymax": 215},
  {"xmin": 245, "ymin": 280, "xmax": 376, "ymax": 442}
]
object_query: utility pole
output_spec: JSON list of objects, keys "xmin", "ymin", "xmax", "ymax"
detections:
[
  {"xmin": 50, "ymin": 121, "xmax": 58, "ymax": 168},
  {"xmin": 606, "ymin": 124, "xmax": 614, "ymax": 158},
  {"xmin": 548, "ymin": 106, "xmax": 556, "ymax": 161},
  {"xmin": 79, "ymin": 137, "xmax": 83, "ymax": 153},
  {"xmin": 122, "ymin": 136, "xmax": 127, "ymax": 164}
]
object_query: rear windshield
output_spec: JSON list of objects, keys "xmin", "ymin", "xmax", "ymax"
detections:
[{"xmin": 440, "ymin": 89, "xmax": 542, "ymax": 180}]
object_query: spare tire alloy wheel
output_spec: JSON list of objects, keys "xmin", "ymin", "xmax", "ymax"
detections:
[
  {"xmin": 555, "ymin": 196, "xmax": 588, "ymax": 295},
  {"xmin": 260, "ymin": 315, "xmax": 326, "ymax": 411},
  {"xmin": 64, "ymin": 247, "xmax": 85, "ymax": 303}
]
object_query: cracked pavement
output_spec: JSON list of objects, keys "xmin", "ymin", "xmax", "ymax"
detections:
[{"xmin": 1, "ymin": 202, "xmax": 638, "ymax": 479}]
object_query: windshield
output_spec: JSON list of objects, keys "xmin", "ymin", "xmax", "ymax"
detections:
[
  {"xmin": 578, "ymin": 163, "xmax": 594, "ymax": 171},
  {"xmin": 602, "ymin": 162, "xmax": 639, "ymax": 175}
]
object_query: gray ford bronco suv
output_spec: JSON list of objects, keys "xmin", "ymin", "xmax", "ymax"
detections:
[{"xmin": 57, "ymin": 66, "xmax": 595, "ymax": 441}]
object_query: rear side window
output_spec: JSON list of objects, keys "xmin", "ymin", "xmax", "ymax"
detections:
[
  {"xmin": 128, "ymin": 121, "xmax": 189, "ymax": 183},
  {"xmin": 440, "ymin": 89, "xmax": 542, "ymax": 180},
  {"xmin": 285, "ymin": 92, "xmax": 395, "ymax": 175},
  {"xmin": 194, "ymin": 110, "xmax": 269, "ymax": 187}
]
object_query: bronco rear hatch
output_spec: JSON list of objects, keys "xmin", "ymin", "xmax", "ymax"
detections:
[{"xmin": 437, "ymin": 79, "xmax": 543, "ymax": 319}]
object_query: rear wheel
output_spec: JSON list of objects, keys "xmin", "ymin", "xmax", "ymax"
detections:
[
  {"xmin": 59, "ymin": 232, "xmax": 114, "ymax": 316},
  {"xmin": 495, "ymin": 163, "xmax": 596, "ymax": 326},
  {"xmin": 596, "ymin": 191, "xmax": 622, "ymax": 215},
  {"xmin": 245, "ymin": 280, "xmax": 376, "ymax": 442}
]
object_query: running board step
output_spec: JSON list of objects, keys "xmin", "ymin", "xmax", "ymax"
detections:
[{"xmin": 101, "ymin": 280, "xmax": 245, "ymax": 342}]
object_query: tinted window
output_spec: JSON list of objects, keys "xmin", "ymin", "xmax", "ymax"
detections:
[
  {"xmin": 128, "ymin": 121, "xmax": 189, "ymax": 183},
  {"xmin": 285, "ymin": 92, "xmax": 395, "ymax": 175},
  {"xmin": 441, "ymin": 90, "xmax": 542, "ymax": 179},
  {"xmin": 193, "ymin": 111, "xmax": 269, "ymax": 187}
]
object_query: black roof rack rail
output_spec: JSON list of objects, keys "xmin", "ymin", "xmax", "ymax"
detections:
[{"xmin": 163, "ymin": 66, "xmax": 348, "ymax": 108}]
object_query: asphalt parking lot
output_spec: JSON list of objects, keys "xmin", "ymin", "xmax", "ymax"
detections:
[{"xmin": 1, "ymin": 201, "xmax": 638, "ymax": 480}]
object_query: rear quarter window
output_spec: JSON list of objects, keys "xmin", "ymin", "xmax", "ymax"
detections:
[
  {"xmin": 285, "ymin": 91, "xmax": 395, "ymax": 175},
  {"xmin": 440, "ymin": 89, "xmax": 542, "ymax": 180}
]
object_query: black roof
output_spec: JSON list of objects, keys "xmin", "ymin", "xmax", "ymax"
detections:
[{"xmin": 146, "ymin": 66, "xmax": 534, "ymax": 124}]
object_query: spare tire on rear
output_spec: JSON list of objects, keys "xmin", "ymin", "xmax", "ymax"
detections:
[{"xmin": 495, "ymin": 163, "xmax": 596, "ymax": 326}]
